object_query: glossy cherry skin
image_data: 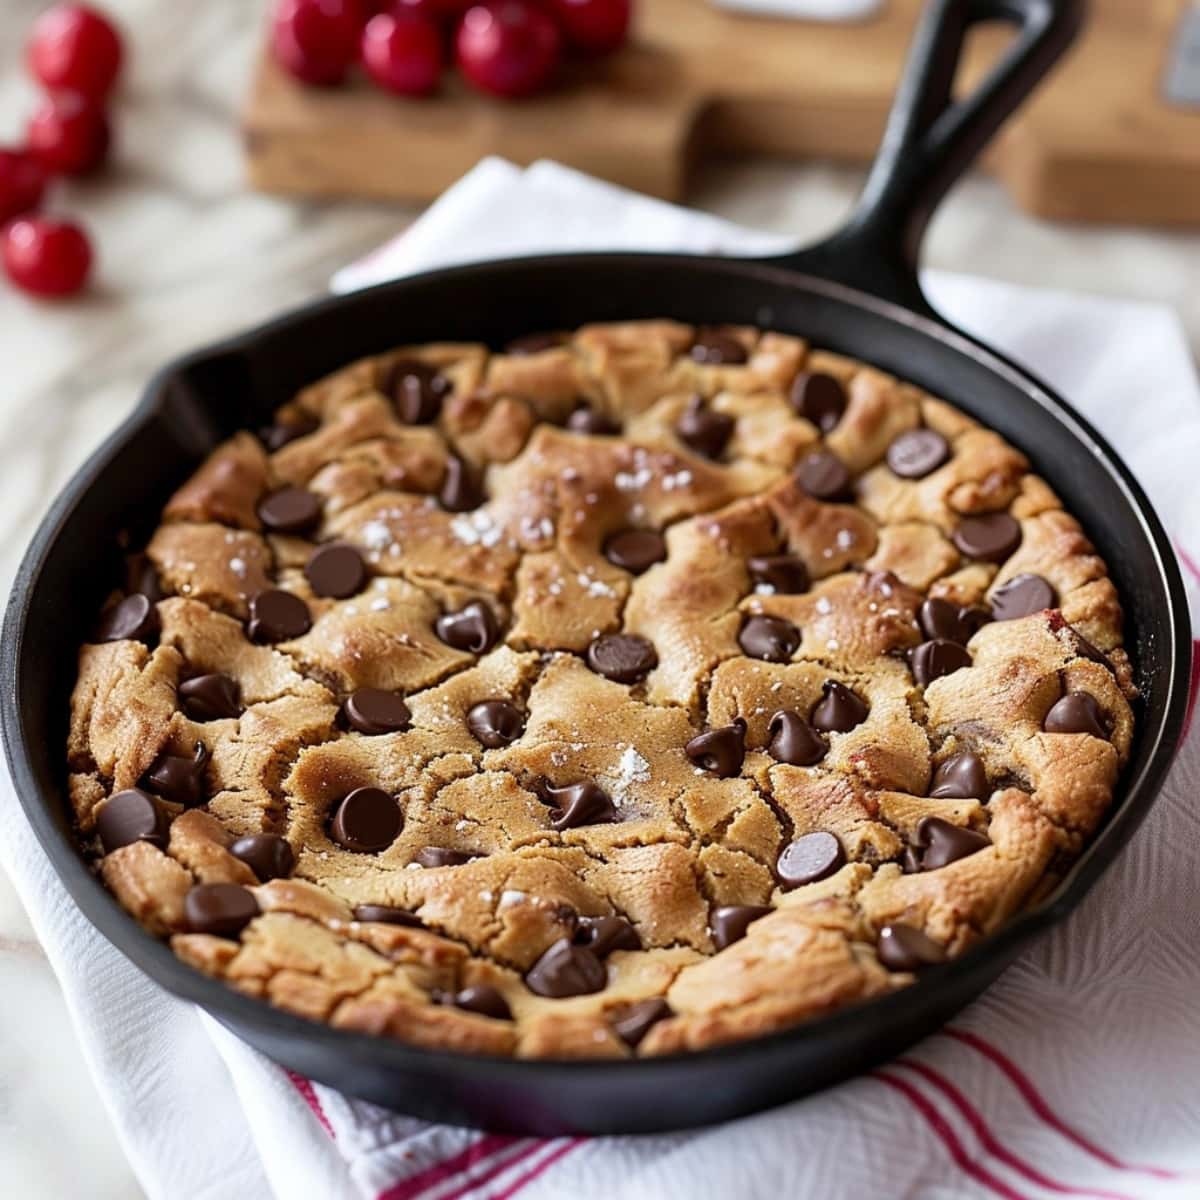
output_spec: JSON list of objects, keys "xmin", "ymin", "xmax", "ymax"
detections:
[
  {"xmin": 548, "ymin": 0, "xmax": 630, "ymax": 56},
  {"xmin": 361, "ymin": 11, "xmax": 443, "ymax": 95},
  {"xmin": 0, "ymin": 149, "xmax": 47, "ymax": 224},
  {"xmin": 455, "ymin": 1, "xmax": 562, "ymax": 99},
  {"xmin": 25, "ymin": 92, "xmax": 111, "ymax": 177},
  {"xmin": 27, "ymin": 4, "xmax": 124, "ymax": 99},
  {"xmin": 271, "ymin": 0, "xmax": 365, "ymax": 86},
  {"xmin": 2, "ymin": 217, "xmax": 93, "ymax": 299}
]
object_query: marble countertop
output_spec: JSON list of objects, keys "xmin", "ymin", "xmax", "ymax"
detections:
[{"xmin": 1, "ymin": 1, "xmax": 1197, "ymax": 1196}]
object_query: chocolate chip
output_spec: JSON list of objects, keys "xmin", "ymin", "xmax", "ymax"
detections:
[
  {"xmin": 886, "ymin": 429, "xmax": 950, "ymax": 479},
  {"xmin": 505, "ymin": 331, "xmax": 566, "ymax": 355},
  {"xmin": 747, "ymin": 554, "xmax": 809, "ymax": 595},
  {"xmin": 1070, "ymin": 628, "xmax": 1113, "ymax": 673},
  {"xmin": 450, "ymin": 985, "xmax": 512, "ymax": 1020},
  {"xmin": 585, "ymin": 633, "xmax": 657, "ymax": 683},
  {"xmin": 810, "ymin": 680, "xmax": 868, "ymax": 733},
  {"xmin": 387, "ymin": 359, "xmax": 449, "ymax": 425},
  {"xmin": 612, "ymin": 997, "xmax": 671, "ymax": 1048},
  {"xmin": 789, "ymin": 371, "xmax": 846, "ymax": 433},
  {"xmin": 125, "ymin": 552, "xmax": 163, "ymax": 603},
  {"xmin": 229, "ymin": 833, "xmax": 295, "ymax": 882},
  {"xmin": 918, "ymin": 597, "xmax": 989, "ymax": 645},
  {"xmin": 466, "ymin": 700, "xmax": 523, "ymax": 748},
  {"xmin": 257, "ymin": 486, "xmax": 322, "ymax": 535},
  {"xmin": 990, "ymin": 573, "xmax": 1057, "ymax": 621},
  {"xmin": 574, "ymin": 914, "xmax": 640, "ymax": 957},
  {"xmin": 525, "ymin": 937, "xmax": 607, "ymax": 998},
  {"xmin": 690, "ymin": 328, "xmax": 748, "ymax": 365},
  {"xmin": 684, "ymin": 719, "xmax": 746, "ymax": 778},
  {"xmin": 877, "ymin": 923, "xmax": 946, "ymax": 971},
  {"xmin": 96, "ymin": 593, "xmax": 159, "ymax": 645},
  {"xmin": 247, "ymin": 589, "xmax": 311, "ymax": 643},
  {"xmin": 796, "ymin": 450, "xmax": 851, "ymax": 501},
  {"xmin": 540, "ymin": 780, "xmax": 616, "ymax": 831},
  {"xmin": 184, "ymin": 883, "xmax": 259, "ymax": 939},
  {"xmin": 329, "ymin": 787, "xmax": 402, "ymax": 853},
  {"xmin": 952, "ymin": 512, "xmax": 1021, "ymax": 563},
  {"xmin": 929, "ymin": 752, "xmax": 988, "ymax": 800},
  {"xmin": 777, "ymin": 831, "xmax": 845, "ymax": 888},
  {"xmin": 565, "ymin": 405, "xmax": 618, "ymax": 435},
  {"xmin": 414, "ymin": 847, "xmax": 476, "ymax": 868},
  {"xmin": 353, "ymin": 904, "xmax": 424, "ymax": 927},
  {"xmin": 343, "ymin": 688, "xmax": 411, "ymax": 735},
  {"xmin": 95, "ymin": 788, "xmax": 168, "ymax": 854},
  {"xmin": 710, "ymin": 904, "xmax": 772, "ymax": 950},
  {"xmin": 179, "ymin": 673, "xmax": 241, "ymax": 722},
  {"xmin": 675, "ymin": 395, "xmax": 734, "ymax": 459},
  {"xmin": 766, "ymin": 710, "xmax": 827, "ymax": 766},
  {"xmin": 435, "ymin": 601, "xmax": 499, "ymax": 653},
  {"xmin": 900, "ymin": 845, "xmax": 923, "ymax": 874},
  {"xmin": 259, "ymin": 413, "xmax": 319, "ymax": 452},
  {"xmin": 439, "ymin": 455, "xmax": 484, "ymax": 512},
  {"xmin": 305, "ymin": 543, "xmax": 366, "ymax": 599},
  {"xmin": 911, "ymin": 639, "xmax": 972, "ymax": 686},
  {"xmin": 1043, "ymin": 693, "xmax": 1109, "ymax": 738},
  {"xmin": 916, "ymin": 816, "xmax": 991, "ymax": 870},
  {"xmin": 603, "ymin": 529, "xmax": 666, "ymax": 574},
  {"xmin": 738, "ymin": 614, "xmax": 800, "ymax": 662},
  {"xmin": 143, "ymin": 742, "xmax": 208, "ymax": 807}
]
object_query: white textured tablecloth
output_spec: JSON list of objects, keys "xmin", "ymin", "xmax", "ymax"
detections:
[{"xmin": 2, "ymin": 158, "xmax": 1198, "ymax": 1200}]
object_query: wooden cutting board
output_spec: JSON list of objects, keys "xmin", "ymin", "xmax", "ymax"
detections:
[{"xmin": 242, "ymin": 0, "xmax": 1200, "ymax": 226}]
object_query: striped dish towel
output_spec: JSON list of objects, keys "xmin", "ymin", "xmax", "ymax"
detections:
[{"xmin": 2, "ymin": 159, "xmax": 1199, "ymax": 1200}]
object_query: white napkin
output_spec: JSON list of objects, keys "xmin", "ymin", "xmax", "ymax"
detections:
[{"xmin": 3, "ymin": 158, "xmax": 1200, "ymax": 1200}]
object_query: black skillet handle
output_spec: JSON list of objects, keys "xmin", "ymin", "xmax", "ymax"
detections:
[{"xmin": 768, "ymin": 0, "xmax": 1084, "ymax": 317}]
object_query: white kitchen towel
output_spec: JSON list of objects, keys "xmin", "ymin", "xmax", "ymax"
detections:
[{"xmin": 3, "ymin": 157, "xmax": 1200, "ymax": 1200}]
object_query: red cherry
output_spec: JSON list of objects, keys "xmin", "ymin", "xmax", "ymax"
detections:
[
  {"xmin": 271, "ymin": 0, "xmax": 365, "ymax": 86},
  {"xmin": 0, "ymin": 150, "xmax": 47, "ymax": 224},
  {"xmin": 455, "ymin": 1, "xmax": 561, "ymax": 99},
  {"xmin": 2, "ymin": 217, "xmax": 93, "ymax": 298},
  {"xmin": 26, "ymin": 92, "xmax": 111, "ymax": 177},
  {"xmin": 362, "ymin": 13, "xmax": 443, "ymax": 95},
  {"xmin": 393, "ymin": 0, "xmax": 472, "ymax": 20},
  {"xmin": 547, "ymin": 0, "xmax": 630, "ymax": 55},
  {"xmin": 27, "ymin": 4, "xmax": 124, "ymax": 99}
]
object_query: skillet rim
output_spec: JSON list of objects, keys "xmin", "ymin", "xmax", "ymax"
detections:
[{"xmin": 2, "ymin": 250, "xmax": 1190, "ymax": 1083}]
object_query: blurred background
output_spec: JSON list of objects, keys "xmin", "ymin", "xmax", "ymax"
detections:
[{"xmin": 0, "ymin": 1, "xmax": 1197, "ymax": 1196}]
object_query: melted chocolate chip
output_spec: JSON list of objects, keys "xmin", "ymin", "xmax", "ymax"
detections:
[
  {"xmin": 603, "ymin": 529, "xmax": 666, "ymax": 575},
  {"xmin": 565, "ymin": 405, "xmax": 619, "ymax": 435},
  {"xmin": 143, "ymin": 742, "xmax": 208, "ymax": 807},
  {"xmin": 96, "ymin": 788, "xmax": 168, "ymax": 854},
  {"xmin": 342, "ymin": 688, "xmax": 411, "ymax": 735},
  {"xmin": 1070, "ymin": 628, "xmax": 1113, "ymax": 673},
  {"xmin": 790, "ymin": 371, "xmax": 846, "ymax": 433},
  {"xmin": 184, "ymin": 883, "xmax": 259, "ymax": 938},
  {"xmin": 525, "ymin": 937, "xmax": 607, "ymax": 998},
  {"xmin": 585, "ymin": 634, "xmax": 657, "ymax": 684},
  {"xmin": 96, "ymin": 593, "xmax": 159, "ymax": 645},
  {"xmin": 435, "ymin": 601, "xmax": 499, "ymax": 653},
  {"xmin": 305, "ymin": 542, "xmax": 366, "ymax": 599},
  {"xmin": 990, "ymin": 573, "xmax": 1057, "ymax": 621},
  {"xmin": 439, "ymin": 455, "xmax": 484, "ymax": 512},
  {"xmin": 257, "ymin": 486, "xmax": 322, "ymax": 535},
  {"xmin": 916, "ymin": 816, "xmax": 991, "ymax": 870},
  {"xmin": 329, "ymin": 787, "xmax": 402, "ymax": 853},
  {"xmin": 900, "ymin": 845, "xmax": 923, "ymax": 875},
  {"xmin": 795, "ymin": 450, "xmax": 851, "ymax": 501},
  {"xmin": 259, "ymin": 413, "xmax": 319, "ymax": 452},
  {"xmin": 911, "ymin": 638, "xmax": 972, "ymax": 686},
  {"xmin": 952, "ymin": 512, "xmax": 1022, "ymax": 563},
  {"xmin": 886, "ymin": 428, "xmax": 950, "ymax": 478},
  {"xmin": 353, "ymin": 904, "xmax": 424, "ymax": 927},
  {"xmin": 675, "ymin": 395, "xmax": 734, "ymax": 459},
  {"xmin": 684, "ymin": 719, "xmax": 746, "ymax": 778},
  {"xmin": 710, "ymin": 904, "xmax": 772, "ymax": 950},
  {"xmin": 466, "ymin": 700, "xmax": 523, "ymax": 748},
  {"xmin": 450, "ymin": 984, "xmax": 512, "ymax": 1020},
  {"xmin": 766, "ymin": 710, "xmax": 827, "ymax": 766},
  {"xmin": 125, "ymin": 552, "xmax": 163, "ymax": 603},
  {"xmin": 414, "ymin": 847, "xmax": 476, "ymax": 868},
  {"xmin": 810, "ymin": 680, "xmax": 868, "ymax": 733},
  {"xmin": 738, "ymin": 614, "xmax": 800, "ymax": 662},
  {"xmin": 574, "ymin": 914, "xmax": 640, "ymax": 957},
  {"xmin": 777, "ymin": 831, "xmax": 845, "ymax": 888},
  {"xmin": 877, "ymin": 923, "xmax": 946, "ymax": 971},
  {"xmin": 612, "ymin": 997, "xmax": 671, "ymax": 1048},
  {"xmin": 918, "ymin": 597, "xmax": 989, "ymax": 646},
  {"xmin": 690, "ymin": 328, "xmax": 748, "ymax": 365},
  {"xmin": 1043, "ymin": 693, "xmax": 1109, "ymax": 738},
  {"xmin": 179, "ymin": 673, "xmax": 242, "ymax": 722},
  {"xmin": 229, "ymin": 833, "xmax": 295, "ymax": 882},
  {"xmin": 387, "ymin": 359, "xmax": 449, "ymax": 425},
  {"xmin": 505, "ymin": 331, "xmax": 566, "ymax": 355},
  {"xmin": 929, "ymin": 752, "xmax": 988, "ymax": 800},
  {"xmin": 747, "ymin": 554, "xmax": 809, "ymax": 594},
  {"xmin": 247, "ymin": 589, "xmax": 311, "ymax": 643},
  {"xmin": 540, "ymin": 780, "xmax": 617, "ymax": 831}
]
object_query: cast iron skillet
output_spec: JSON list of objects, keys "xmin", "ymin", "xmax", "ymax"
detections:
[{"xmin": 2, "ymin": 0, "xmax": 1190, "ymax": 1135}]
